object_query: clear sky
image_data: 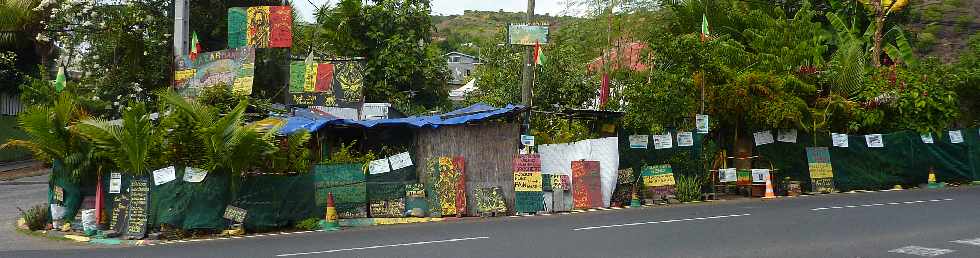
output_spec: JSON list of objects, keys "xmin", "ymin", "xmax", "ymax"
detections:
[{"xmin": 293, "ymin": 0, "xmax": 572, "ymax": 23}]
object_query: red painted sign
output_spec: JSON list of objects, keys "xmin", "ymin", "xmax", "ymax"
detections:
[
  {"xmin": 315, "ymin": 63, "xmax": 334, "ymax": 92},
  {"xmin": 269, "ymin": 6, "xmax": 293, "ymax": 48},
  {"xmin": 572, "ymin": 160, "xmax": 602, "ymax": 209}
]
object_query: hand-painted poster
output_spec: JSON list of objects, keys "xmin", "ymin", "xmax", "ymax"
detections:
[
  {"xmin": 246, "ymin": 6, "xmax": 270, "ymax": 48},
  {"xmin": 227, "ymin": 8, "xmax": 247, "ymax": 48},
  {"xmin": 269, "ymin": 6, "xmax": 292, "ymax": 48},
  {"xmin": 475, "ymin": 187, "xmax": 507, "ymax": 215},
  {"xmin": 736, "ymin": 169, "xmax": 752, "ymax": 186},
  {"xmin": 612, "ymin": 168, "xmax": 635, "ymax": 206},
  {"xmin": 514, "ymin": 154, "xmax": 543, "ymax": 213},
  {"xmin": 288, "ymin": 59, "xmax": 364, "ymax": 107},
  {"xmin": 369, "ymin": 198, "xmax": 405, "ymax": 218},
  {"xmin": 508, "ymin": 24, "xmax": 549, "ymax": 45},
  {"xmin": 404, "ymin": 183, "xmax": 427, "ymax": 217},
  {"xmin": 228, "ymin": 6, "xmax": 291, "ymax": 48},
  {"xmin": 641, "ymin": 164, "xmax": 676, "ymax": 200},
  {"xmin": 806, "ymin": 147, "xmax": 836, "ymax": 193},
  {"xmin": 571, "ymin": 160, "xmax": 602, "ymax": 209},
  {"xmin": 314, "ymin": 164, "xmax": 367, "ymax": 218},
  {"xmin": 174, "ymin": 47, "xmax": 255, "ymax": 98},
  {"xmin": 427, "ymin": 157, "xmax": 466, "ymax": 217}
]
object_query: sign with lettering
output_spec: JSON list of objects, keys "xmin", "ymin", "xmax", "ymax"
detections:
[
  {"xmin": 174, "ymin": 47, "xmax": 256, "ymax": 98},
  {"xmin": 369, "ymin": 158, "xmax": 391, "ymax": 175},
  {"xmin": 653, "ymin": 133, "xmax": 673, "ymax": 149},
  {"xmin": 223, "ymin": 205, "xmax": 247, "ymax": 223},
  {"xmin": 514, "ymin": 172, "xmax": 543, "ymax": 192},
  {"xmin": 831, "ymin": 133, "xmax": 849, "ymax": 147},
  {"xmin": 719, "ymin": 168, "xmax": 737, "ymax": 183},
  {"xmin": 508, "ymin": 24, "xmax": 549, "ymax": 45},
  {"xmin": 696, "ymin": 114, "xmax": 709, "ymax": 133},
  {"xmin": 551, "ymin": 174, "xmax": 570, "ymax": 191},
  {"xmin": 737, "ymin": 169, "xmax": 752, "ymax": 186},
  {"xmin": 152, "ymin": 166, "xmax": 177, "ymax": 186},
  {"xmin": 287, "ymin": 60, "xmax": 364, "ymax": 107},
  {"xmin": 641, "ymin": 164, "xmax": 675, "ymax": 199},
  {"xmin": 806, "ymin": 147, "xmax": 836, "ymax": 193},
  {"xmin": 405, "ymin": 183, "xmax": 425, "ymax": 198},
  {"xmin": 125, "ymin": 177, "xmax": 150, "ymax": 239},
  {"xmin": 949, "ymin": 130, "xmax": 964, "ymax": 144},
  {"xmin": 754, "ymin": 131, "xmax": 774, "ymax": 146},
  {"xmin": 676, "ymin": 132, "xmax": 694, "ymax": 147},
  {"xmin": 751, "ymin": 169, "xmax": 770, "ymax": 183},
  {"xmin": 628, "ymin": 135, "xmax": 649, "ymax": 149},
  {"xmin": 109, "ymin": 194, "xmax": 129, "ymax": 232},
  {"xmin": 53, "ymin": 186, "xmax": 64, "ymax": 203},
  {"xmin": 521, "ymin": 135, "xmax": 535, "ymax": 147},
  {"xmin": 183, "ymin": 167, "xmax": 208, "ymax": 183},
  {"xmin": 369, "ymin": 198, "xmax": 406, "ymax": 218},
  {"xmin": 865, "ymin": 134, "xmax": 884, "ymax": 148},
  {"xmin": 389, "ymin": 152, "xmax": 413, "ymax": 170},
  {"xmin": 109, "ymin": 172, "xmax": 122, "ymax": 193},
  {"xmin": 777, "ymin": 129, "xmax": 797, "ymax": 143},
  {"xmin": 921, "ymin": 133, "xmax": 934, "ymax": 144}
]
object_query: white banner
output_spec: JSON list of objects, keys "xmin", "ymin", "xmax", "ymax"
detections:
[
  {"xmin": 754, "ymin": 131, "xmax": 774, "ymax": 146},
  {"xmin": 832, "ymin": 133, "xmax": 849, "ymax": 148},
  {"xmin": 183, "ymin": 167, "xmax": 208, "ymax": 183},
  {"xmin": 751, "ymin": 169, "xmax": 770, "ymax": 183},
  {"xmin": 152, "ymin": 166, "xmax": 177, "ymax": 186},
  {"xmin": 949, "ymin": 130, "xmax": 964, "ymax": 144},
  {"xmin": 777, "ymin": 129, "xmax": 797, "ymax": 143},
  {"xmin": 369, "ymin": 158, "xmax": 391, "ymax": 174},
  {"xmin": 389, "ymin": 152, "xmax": 413, "ymax": 170},
  {"xmin": 865, "ymin": 134, "xmax": 884, "ymax": 148}
]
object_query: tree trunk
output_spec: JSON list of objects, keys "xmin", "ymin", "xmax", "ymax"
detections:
[{"xmin": 871, "ymin": 0, "xmax": 884, "ymax": 67}]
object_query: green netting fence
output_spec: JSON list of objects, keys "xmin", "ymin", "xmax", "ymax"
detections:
[
  {"xmin": 232, "ymin": 174, "xmax": 317, "ymax": 231},
  {"xmin": 619, "ymin": 128, "xmax": 980, "ymax": 193},
  {"xmin": 366, "ymin": 165, "xmax": 417, "ymax": 203},
  {"xmin": 313, "ymin": 163, "xmax": 367, "ymax": 218}
]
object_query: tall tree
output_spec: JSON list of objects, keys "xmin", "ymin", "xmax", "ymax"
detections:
[{"xmin": 316, "ymin": 0, "xmax": 449, "ymax": 114}]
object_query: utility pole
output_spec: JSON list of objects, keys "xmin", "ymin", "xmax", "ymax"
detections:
[
  {"xmin": 520, "ymin": 0, "xmax": 535, "ymax": 107},
  {"xmin": 174, "ymin": 0, "xmax": 189, "ymax": 56}
]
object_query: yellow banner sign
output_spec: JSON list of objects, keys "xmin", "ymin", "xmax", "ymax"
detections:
[
  {"xmin": 643, "ymin": 174, "xmax": 675, "ymax": 187},
  {"xmin": 808, "ymin": 163, "xmax": 834, "ymax": 179},
  {"xmin": 174, "ymin": 69, "xmax": 195, "ymax": 81},
  {"xmin": 514, "ymin": 172, "xmax": 542, "ymax": 192}
]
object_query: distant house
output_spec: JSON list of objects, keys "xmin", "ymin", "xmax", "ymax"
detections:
[{"xmin": 444, "ymin": 52, "xmax": 480, "ymax": 86}]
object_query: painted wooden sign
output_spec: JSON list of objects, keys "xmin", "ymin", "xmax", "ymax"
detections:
[
  {"xmin": 287, "ymin": 60, "xmax": 364, "ymax": 107},
  {"xmin": 174, "ymin": 47, "xmax": 256, "ymax": 98},
  {"xmin": 572, "ymin": 160, "xmax": 602, "ymax": 209},
  {"xmin": 125, "ymin": 177, "xmax": 150, "ymax": 239},
  {"xmin": 369, "ymin": 198, "xmax": 406, "ymax": 218},
  {"xmin": 642, "ymin": 164, "xmax": 676, "ymax": 200},
  {"xmin": 223, "ymin": 205, "xmax": 247, "ymax": 223},
  {"xmin": 428, "ymin": 157, "xmax": 466, "ymax": 217},
  {"xmin": 514, "ymin": 154, "xmax": 543, "ymax": 213},
  {"xmin": 806, "ymin": 147, "xmax": 836, "ymax": 193},
  {"xmin": 475, "ymin": 187, "xmax": 507, "ymax": 214}
]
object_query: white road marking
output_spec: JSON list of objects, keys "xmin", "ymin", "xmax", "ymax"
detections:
[
  {"xmin": 275, "ymin": 236, "xmax": 491, "ymax": 257},
  {"xmin": 810, "ymin": 199, "xmax": 953, "ymax": 211},
  {"xmin": 952, "ymin": 238, "xmax": 980, "ymax": 246},
  {"xmin": 571, "ymin": 213, "xmax": 751, "ymax": 231},
  {"xmin": 888, "ymin": 246, "xmax": 955, "ymax": 257}
]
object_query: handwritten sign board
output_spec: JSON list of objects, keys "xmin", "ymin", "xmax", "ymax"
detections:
[
  {"xmin": 628, "ymin": 135, "xmax": 648, "ymax": 149},
  {"xmin": 223, "ymin": 205, "xmax": 247, "ymax": 223},
  {"xmin": 369, "ymin": 198, "xmax": 406, "ymax": 218},
  {"xmin": 125, "ymin": 177, "xmax": 150, "ymax": 239},
  {"xmin": 514, "ymin": 172, "xmax": 543, "ymax": 192},
  {"xmin": 514, "ymin": 154, "xmax": 543, "ymax": 213},
  {"xmin": 641, "ymin": 164, "xmax": 676, "ymax": 200},
  {"xmin": 109, "ymin": 194, "xmax": 129, "ymax": 232},
  {"xmin": 806, "ymin": 147, "xmax": 836, "ymax": 193}
]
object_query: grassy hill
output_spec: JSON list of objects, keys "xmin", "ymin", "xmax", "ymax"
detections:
[
  {"xmin": 907, "ymin": 0, "xmax": 980, "ymax": 62},
  {"xmin": 431, "ymin": 10, "xmax": 576, "ymax": 55}
]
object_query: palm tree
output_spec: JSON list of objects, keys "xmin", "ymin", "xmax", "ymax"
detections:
[
  {"xmin": 1, "ymin": 92, "xmax": 96, "ymax": 180},
  {"xmin": 72, "ymin": 103, "xmax": 162, "ymax": 176}
]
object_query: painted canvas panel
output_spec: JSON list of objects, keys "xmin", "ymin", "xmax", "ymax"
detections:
[
  {"xmin": 246, "ymin": 6, "xmax": 270, "ymax": 48},
  {"xmin": 571, "ymin": 160, "xmax": 602, "ymax": 209},
  {"xmin": 806, "ymin": 147, "xmax": 836, "ymax": 193},
  {"xmin": 227, "ymin": 8, "xmax": 247, "ymax": 48},
  {"xmin": 428, "ymin": 156, "xmax": 465, "ymax": 217},
  {"xmin": 641, "ymin": 164, "xmax": 675, "ymax": 200},
  {"xmin": 287, "ymin": 60, "xmax": 362, "ymax": 107},
  {"xmin": 508, "ymin": 24, "xmax": 549, "ymax": 45},
  {"xmin": 174, "ymin": 47, "xmax": 255, "ymax": 98},
  {"xmin": 514, "ymin": 154, "xmax": 543, "ymax": 213},
  {"xmin": 475, "ymin": 187, "xmax": 507, "ymax": 214},
  {"xmin": 268, "ymin": 6, "xmax": 292, "ymax": 48},
  {"xmin": 315, "ymin": 63, "xmax": 334, "ymax": 92}
]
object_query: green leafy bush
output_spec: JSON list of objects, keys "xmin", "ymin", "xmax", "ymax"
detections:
[
  {"xmin": 675, "ymin": 175, "xmax": 704, "ymax": 202},
  {"xmin": 18, "ymin": 204, "xmax": 50, "ymax": 231},
  {"xmin": 294, "ymin": 217, "xmax": 320, "ymax": 231}
]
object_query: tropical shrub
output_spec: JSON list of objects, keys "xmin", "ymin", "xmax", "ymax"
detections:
[
  {"xmin": 18, "ymin": 203, "xmax": 50, "ymax": 231},
  {"xmin": 675, "ymin": 175, "xmax": 705, "ymax": 202}
]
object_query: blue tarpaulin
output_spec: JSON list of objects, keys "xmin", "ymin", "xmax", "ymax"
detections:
[{"xmin": 278, "ymin": 103, "xmax": 524, "ymax": 134}]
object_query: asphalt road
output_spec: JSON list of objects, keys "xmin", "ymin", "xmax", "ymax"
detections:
[
  {"xmin": 3, "ymin": 187, "xmax": 980, "ymax": 258},
  {"xmin": 0, "ymin": 174, "xmax": 86, "ymax": 252}
]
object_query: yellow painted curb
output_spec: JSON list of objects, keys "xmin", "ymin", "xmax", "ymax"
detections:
[{"xmin": 64, "ymin": 235, "xmax": 90, "ymax": 242}]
